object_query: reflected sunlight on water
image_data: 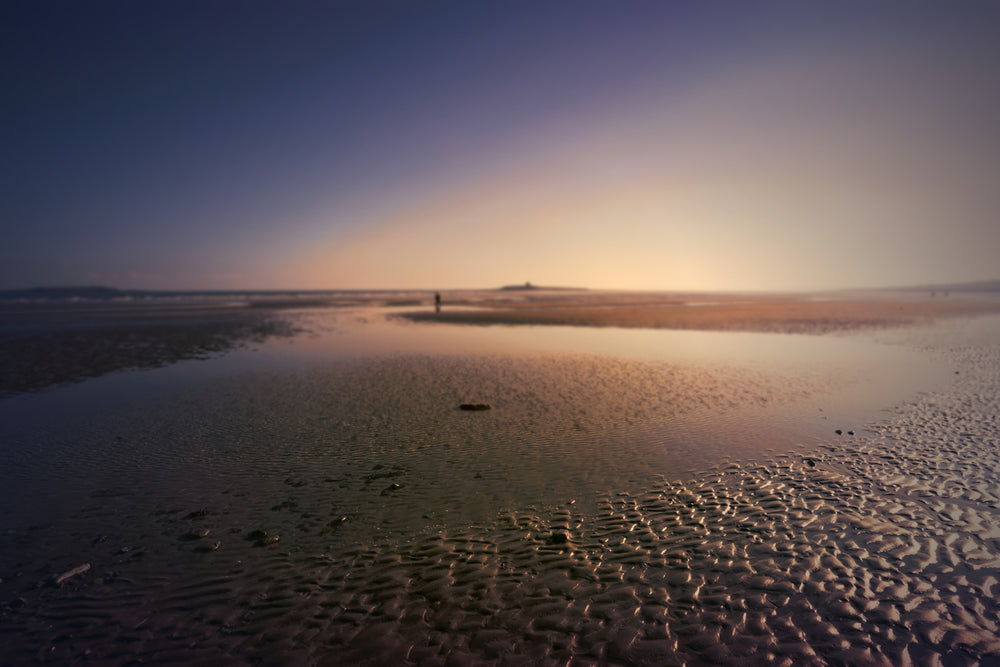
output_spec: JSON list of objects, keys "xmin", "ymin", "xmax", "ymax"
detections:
[
  {"xmin": 0, "ymin": 305, "xmax": 956, "ymax": 538},
  {"xmin": 249, "ymin": 306, "xmax": 952, "ymax": 423}
]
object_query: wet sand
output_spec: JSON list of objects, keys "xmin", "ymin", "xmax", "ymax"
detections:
[
  {"xmin": 401, "ymin": 292, "xmax": 1000, "ymax": 334},
  {"xmin": 0, "ymin": 305, "xmax": 298, "ymax": 396},
  {"xmin": 4, "ymin": 291, "xmax": 997, "ymax": 397},
  {"xmin": 2, "ymin": 295, "xmax": 1000, "ymax": 665}
]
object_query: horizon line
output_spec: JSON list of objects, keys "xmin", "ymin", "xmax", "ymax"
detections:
[{"xmin": 3, "ymin": 279, "xmax": 1000, "ymax": 295}]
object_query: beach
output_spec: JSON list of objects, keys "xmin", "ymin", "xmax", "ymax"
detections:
[
  {"xmin": 400, "ymin": 289, "xmax": 1000, "ymax": 334},
  {"xmin": 2, "ymin": 290, "xmax": 1000, "ymax": 665}
]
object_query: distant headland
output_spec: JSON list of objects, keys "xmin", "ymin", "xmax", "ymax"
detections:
[{"xmin": 498, "ymin": 282, "xmax": 586, "ymax": 291}]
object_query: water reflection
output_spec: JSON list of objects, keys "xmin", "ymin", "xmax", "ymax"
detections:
[
  {"xmin": 0, "ymin": 304, "xmax": 961, "ymax": 543},
  {"xmin": 253, "ymin": 306, "xmax": 951, "ymax": 423}
]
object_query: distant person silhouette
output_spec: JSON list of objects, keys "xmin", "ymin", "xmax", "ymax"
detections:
[{"xmin": 434, "ymin": 292, "xmax": 441, "ymax": 313}]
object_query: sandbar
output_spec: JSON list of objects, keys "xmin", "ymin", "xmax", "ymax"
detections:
[{"xmin": 401, "ymin": 291, "xmax": 1000, "ymax": 334}]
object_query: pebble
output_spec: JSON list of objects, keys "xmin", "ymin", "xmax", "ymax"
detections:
[
  {"xmin": 198, "ymin": 541, "xmax": 222, "ymax": 553},
  {"xmin": 547, "ymin": 530, "xmax": 570, "ymax": 545}
]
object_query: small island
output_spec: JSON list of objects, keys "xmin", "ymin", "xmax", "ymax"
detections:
[{"xmin": 499, "ymin": 282, "xmax": 586, "ymax": 291}]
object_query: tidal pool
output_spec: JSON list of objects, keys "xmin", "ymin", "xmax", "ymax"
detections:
[{"xmin": 1, "ymin": 308, "xmax": 996, "ymax": 665}]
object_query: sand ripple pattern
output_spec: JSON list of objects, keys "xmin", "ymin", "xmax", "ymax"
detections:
[{"xmin": 2, "ymin": 337, "xmax": 1000, "ymax": 664}]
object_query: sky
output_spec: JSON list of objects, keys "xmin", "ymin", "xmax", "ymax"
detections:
[{"xmin": 2, "ymin": 1, "xmax": 999, "ymax": 292}]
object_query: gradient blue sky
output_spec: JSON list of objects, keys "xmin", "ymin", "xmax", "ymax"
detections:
[{"xmin": 2, "ymin": 1, "xmax": 999, "ymax": 291}]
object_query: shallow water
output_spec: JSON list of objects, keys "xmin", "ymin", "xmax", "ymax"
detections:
[
  {"xmin": 0, "ymin": 307, "xmax": 951, "ymax": 533},
  {"xmin": 211, "ymin": 305, "xmax": 953, "ymax": 423},
  {"xmin": 232, "ymin": 307, "xmax": 957, "ymax": 454},
  {"xmin": 1, "ymin": 309, "xmax": 995, "ymax": 665}
]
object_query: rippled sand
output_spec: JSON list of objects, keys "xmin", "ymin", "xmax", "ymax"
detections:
[{"xmin": 2, "ymin": 311, "xmax": 999, "ymax": 664}]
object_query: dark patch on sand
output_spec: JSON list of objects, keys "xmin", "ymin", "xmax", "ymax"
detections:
[{"xmin": 0, "ymin": 309, "xmax": 298, "ymax": 396}]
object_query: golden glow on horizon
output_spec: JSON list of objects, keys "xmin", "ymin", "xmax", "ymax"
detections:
[
  {"xmin": 8, "ymin": 4, "xmax": 999, "ymax": 292},
  {"xmin": 278, "ymin": 41, "xmax": 1000, "ymax": 292}
]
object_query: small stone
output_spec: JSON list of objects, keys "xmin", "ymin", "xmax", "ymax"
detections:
[
  {"xmin": 847, "ymin": 430, "xmax": 855, "ymax": 436},
  {"xmin": 381, "ymin": 483, "xmax": 402, "ymax": 496},
  {"xmin": 835, "ymin": 429, "xmax": 843, "ymax": 435},
  {"xmin": 460, "ymin": 403, "xmax": 491, "ymax": 411},
  {"xmin": 548, "ymin": 531, "xmax": 570, "ymax": 545},
  {"xmin": 254, "ymin": 530, "xmax": 281, "ymax": 547},
  {"xmin": 247, "ymin": 529, "xmax": 268, "ymax": 541},
  {"xmin": 805, "ymin": 458, "xmax": 817, "ymax": 467}
]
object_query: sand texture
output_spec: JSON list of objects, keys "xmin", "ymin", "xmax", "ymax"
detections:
[{"xmin": 1, "ymin": 311, "xmax": 999, "ymax": 664}]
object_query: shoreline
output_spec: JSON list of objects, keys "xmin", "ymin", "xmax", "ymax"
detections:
[
  {"xmin": 5, "ymin": 291, "xmax": 1000, "ymax": 397},
  {"xmin": 400, "ymin": 294, "xmax": 1000, "ymax": 335}
]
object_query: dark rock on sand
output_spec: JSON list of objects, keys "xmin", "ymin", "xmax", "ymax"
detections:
[
  {"xmin": 548, "ymin": 530, "xmax": 570, "ymax": 545},
  {"xmin": 251, "ymin": 534, "xmax": 280, "ymax": 547},
  {"xmin": 381, "ymin": 483, "xmax": 403, "ymax": 496},
  {"xmin": 460, "ymin": 403, "xmax": 491, "ymax": 411}
]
